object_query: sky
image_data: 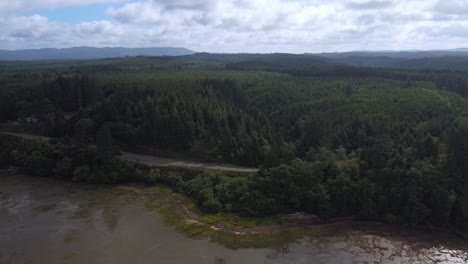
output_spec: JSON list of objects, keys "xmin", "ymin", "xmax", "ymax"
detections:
[{"xmin": 1, "ymin": 0, "xmax": 468, "ymax": 53}]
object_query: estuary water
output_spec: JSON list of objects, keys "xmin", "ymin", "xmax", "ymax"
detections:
[{"xmin": 1, "ymin": 173, "xmax": 467, "ymax": 264}]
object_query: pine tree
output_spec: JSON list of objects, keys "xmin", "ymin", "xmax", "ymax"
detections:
[{"xmin": 96, "ymin": 124, "xmax": 115, "ymax": 165}]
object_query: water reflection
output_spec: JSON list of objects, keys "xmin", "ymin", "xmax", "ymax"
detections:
[{"xmin": 1, "ymin": 173, "xmax": 467, "ymax": 264}]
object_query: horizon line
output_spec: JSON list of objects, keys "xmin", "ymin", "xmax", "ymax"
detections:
[{"xmin": 1, "ymin": 46, "xmax": 468, "ymax": 54}]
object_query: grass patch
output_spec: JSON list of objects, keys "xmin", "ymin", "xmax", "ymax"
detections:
[
  {"xmin": 110, "ymin": 185, "xmax": 143, "ymax": 204},
  {"xmin": 209, "ymin": 225, "xmax": 339, "ymax": 249},
  {"xmin": 150, "ymin": 185, "xmax": 282, "ymax": 229},
  {"xmin": 202, "ymin": 213, "xmax": 282, "ymax": 229},
  {"xmin": 141, "ymin": 184, "xmax": 340, "ymax": 248},
  {"xmin": 157, "ymin": 202, "xmax": 338, "ymax": 248}
]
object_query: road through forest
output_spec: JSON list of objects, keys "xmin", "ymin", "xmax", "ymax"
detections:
[{"xmin": 0, "ymin": 132, "xmax": 258, "ymax": 173}]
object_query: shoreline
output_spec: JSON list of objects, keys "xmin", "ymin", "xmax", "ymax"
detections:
[
  {"xmin": 1, "ymin": 170, "xmax": 467, "ymax": 249},
  {"xmin": 115, "ymin": 183, "xmax": 468, "ymax": 249},
  {"xmin": 3, "ymin": 131, "xmax": 468, "ymax": 244}
]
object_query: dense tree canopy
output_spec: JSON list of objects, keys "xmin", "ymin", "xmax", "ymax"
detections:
[{"xmin": 1, "ymin": 55, "xmax": 468, "ymax": 235}]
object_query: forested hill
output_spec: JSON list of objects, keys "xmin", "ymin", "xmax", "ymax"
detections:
[
  {"xmin": 1, "ymin": 55, "xmax": 468, "ymax": 236},
  {"xmin": 4, "ymin": 47, "xmax": 468, "ymax": 71},
  {"xmin": 179, "ymin": 49, "xmax": 468, "ymax": 71},
  {"xmin": 0, "ymin": 47, "xmax": 195, "ymax": 61}
]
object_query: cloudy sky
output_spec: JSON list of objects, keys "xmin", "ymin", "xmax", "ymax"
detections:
[{"xmin": 1, "ymin": 0, "xmax": 467, "ymax": 53}]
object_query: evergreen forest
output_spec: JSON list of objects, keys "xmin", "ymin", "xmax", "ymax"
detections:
[{"xmin": 1, "ymin": 54, "xmax": 468, "ymax": 235}]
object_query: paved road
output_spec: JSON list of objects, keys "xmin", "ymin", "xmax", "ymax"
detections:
[{"xmin": 1, "ymin": 132, "xmax": 258, "ymax": 173}]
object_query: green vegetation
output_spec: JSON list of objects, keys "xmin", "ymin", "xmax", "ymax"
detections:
[
  {"xmin": 0, "ymin": 135, "xmax": 139, "ymax": 184},
  {"xmin": 160, "ymin": 209, "xmax": 337, "ymax": 249},
  {"xmin": 1, "ymin": 54, "xmax": 468, "ymax": 237},
  {"xmin": 143, "ymin": 185, "xmax": 338, "ymax": 248},
  {"xmin": 149, "ymin": 184, "xmax": 282, "ymax": 229}
]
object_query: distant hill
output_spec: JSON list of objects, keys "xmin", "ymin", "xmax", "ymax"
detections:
[
  {"xmin": 224, "ymin": 53, "xmax": 331, "ymax": 71},
  {"xmin": 315, "ymin": 49, "xmax": 468, "ymax": 71},
  {"xmin": 183, "ymin": 52, "xmax": 468, "ymax": 72},
  {"xmin": 446, "ymin": 48, "xmax": 468, "ymax": 52},
  {"xmin": 318, "ymin": 49, "xmax": 468, "ymax": 59},
  {"xmin": 0, "ymin": 47, "xmax": 195, "ymax": 61},
  {"xmin": 394, "ymin": 56, "xmax": 468, "ymax": 71},
  {"xmin": 187, "ymin": 49, "xmax": 468, "ymax": 72},
  {"xmin": 3, "ymin": 47, "xmax": 468, "ymax": 71}
]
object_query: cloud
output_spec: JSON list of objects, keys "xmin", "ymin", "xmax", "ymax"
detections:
[
  {"xmin": 1, "ymin": 0, "xmax": 468, "ymax": 52},
  {"xmin": 108, "ymin": 2, "xmax": 163, "ymax": 24},
  {"xmin": 4, "ymin": 15, "xmax": 51, "ymax": 39},
  {"xmin": 149, "ymin": 0, "xmax": 217, "ymax": 10},
  {"xmin": 346, "ymin": 0, "xmax": 394, "ymax": 10},
  {"xmin": 433, "ymin": 0, "xmax": 468, "ymax": 15},
  {"xmin": 76, "ymin": 20, "xmax": 115, "ymax": 35},
  {"xmin": 0, "ymin": 0, "xmax": 126, "ymax": 13}
]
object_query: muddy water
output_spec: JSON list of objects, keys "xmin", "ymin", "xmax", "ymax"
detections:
[{"xmin": 1, "ymin": 173, "xmax": 468, "ymax": 264}]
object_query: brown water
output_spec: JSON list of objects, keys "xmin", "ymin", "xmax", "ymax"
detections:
[{"xmin": 1, "ymin": 173, "xmax": 468, "ymax": 264}]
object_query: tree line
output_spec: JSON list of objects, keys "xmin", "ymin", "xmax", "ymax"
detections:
[{"xmin": 1, "ymin": 58, "xmax": 468, "ymax": 234}]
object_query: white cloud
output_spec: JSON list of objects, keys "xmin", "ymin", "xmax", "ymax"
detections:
[
  {"xmin": 1, "ymin": 0, "xmax": 468, "ymax": 52},
  {"xmin": 433, "ymin": 0, "xmax": 468, "ymax": 15},
  {"xmin": 0, "ymin": 0, "xmax": 127, "ymax": 13},
  {"xmin": 346, "ymin": 0, "xmax": 394, "ymax": 10}
]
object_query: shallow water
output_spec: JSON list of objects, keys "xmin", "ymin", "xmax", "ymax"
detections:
[{"xmin": 1, "ymin": 173, "xmax": 468, "ymax": 264}]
